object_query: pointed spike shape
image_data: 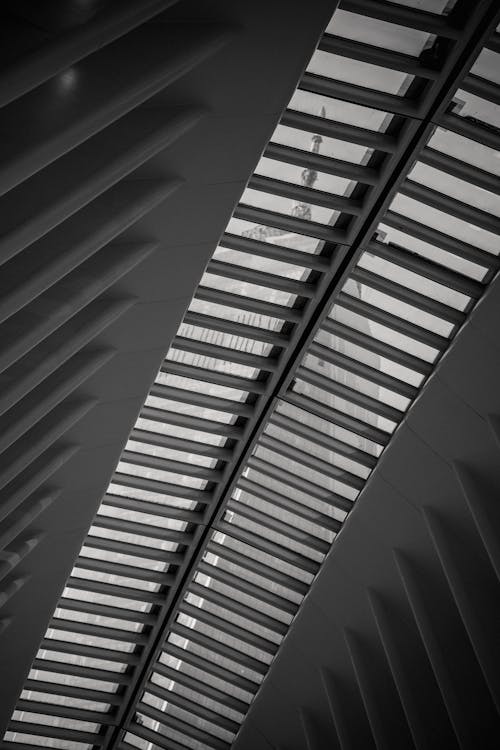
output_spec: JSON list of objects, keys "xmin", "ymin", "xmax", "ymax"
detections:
[
  {"xmin": 0, "ymin": 488, "xmax": 60, "ymax": 552},
  {"xmin": 0, "ymin": 444, "xmax": 79, "ymax": 526},
  {"xmin": 393, "ymin": 549, "xmax": 470, "ymax": 748},
  {"xmin": 422, "ymin": 507, "xmax": 500, "ymax": 713},
  {"xmin": 301, "ymin": 707, "xmax": 340, "ymax": 750},
  {"xmin": 0, "ymin": 617, "xmax": 12, "ymax": 636},
  {"xmin": 0, "ymin": 21, "xmax": 233, "ymax": 197},
  {"xmin": 0, "ymin": 348, "xmax": 114, "ymax": 454},
  {"xmin": 367, "ymin": 588, "xmax": 441, "ymax": 750},
  {"xmin": 320, "ymin": 667, "xmax": 369, "ymax": 750},
  {"xmin": 0, "ymin": 536, "xmax": 42, "ymax": 583},
  {"xmin": 344, "ymin": 628, "xmax": 401, "ymax": 750},
  {"xmin": 453, "ymin": 456, "xmax": 500, "ymax": 581},
  {"xmin": 0, "ymin": 577, "xmax": 29, "ymax": 609},
  {"xmin": 0, "ymin": 400, "xmax": 95, "ymax": 492},
  {"xmin": 0, "ymin": 241, "xmax": 156, "ymax": 374},
  {"xmin": 0, "ymin": 111, "xmax": 194, "ymax": 268},
  {"xmin": 0, "ymin": 298, "xmax": 134, "ymax": 416}
]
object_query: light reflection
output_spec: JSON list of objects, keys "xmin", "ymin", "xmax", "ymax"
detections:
[{"xmin": 56, "ymin": 68, "xmax": 78, "ymax": 94}]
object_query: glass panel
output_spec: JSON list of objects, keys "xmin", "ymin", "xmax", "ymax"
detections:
[
  {"xmin": 160, "ymin": 649, "xmax": 254, "ymax": 703},
  {"xmin": 10, "ymin": 711, "xmax": 96, "ymax": 733},
  {"xmin": 194, "ymin": 572, "xmax": 292, "ymax": 626},
  {"xmin": 142, "ymin": 690, "xmax": 235, "ymax": 744},
  {"xmin": 408, "ymin": 161, "xmax": 500, "ymax": 217},
  {"xmin": 234, "ymin": 481, "xmax": 336, "ymax": 543},
  {"xmin": 263, "ymin": 422, "xmax": 371, "ymax": 479},
  {"xmin": 97, "ymin": 505, "xmax": 187, "ymax": 532},
  {"xmin": 184, "ymin": 591, "xmax": 282, "ymax": 646},
  {"xmin": 105, "ymin": 483, "xmax": 196, "ymax": 510},
  {"xmin": 293, "ymin": 378, "xmax": 397, "ymax": 435},
  {"xmin": 70, "ymin": 566, "xmax": 159, "ymax": 594},
  {"xmin": 156, "ymin": 371, "xmax": 248, "ymax": 403},
  {"xmin": 200, "ymin": 269, "xmax": 296, "ymax": 307},
  {"xmin": 63, "ymin": 584, "xmax": 153, "ymax": 614},
  {"xmin": 227, "ymin": 216, "xmax": 324, "ymax": 254},
  {"xmin": 35, "ymin": 648, "xmax": 125, "ymax": 673},
  {"xmin": 176, "ymin": 612, "xmax": 273, "ymax": 665},
  {"xmin": 166, "ymin": 348, "xmax": 260, "ymax": 381},
  {"xmin": 327, "ymin": 9, "xmax": 434, "ymax": 56},
  {"xmin": 167, "ymin": 630, "xmax": 264, "ymax": 685},
  {"xmin": 304, "ymin": 353, "xmax": 411, "ymax": 412},
  {"xmin": 151, "ymin": 671, "xmax": 245, "ymax": 722},
  {"xmin": 190, "ymin": 296, "xmax": 284, "ymax": 332},
  {"xmin": 427, "ymin": 125, "xmax": 500, "ymax": 177},
  {"xmin": 116, "ymin": 461, "xmax": 206, "ymax": 490},
  {"xmin": 254, "ymin": 156, "xmax": 355, "ymax": 198},
  {"xmin": 314, "ymin": 327, "xmax": 423, "ymax": 387},
  {"xmin": 211, "ymin": 530, "xmax": 314, "ymax": 584},
  {"xmin": 19, "ymin": 690, "xmax": 109, "ymax": 713},
  {"xmin": 241, "ymin": 464, "xmax": 349, "ymax": 518},
  {"xmin": 136, "ymin": 713, "xmax": 213, "ymax": 750},
  {"xmin": 272, "ymin": 123, "xmax": 374, "ymax": 165},
  {"xmin": 289, "ymin": 89, "xmax": 393, "ymax": 132},
  {"xmin": 136, "ymin": 416, "xmax": 230, "ymax": 446},
  {"xmin": 377, "ymin": 220, "xmax": 488, "ymax": 280},
  {"xmin": 253, "ymin": 441, "xmax": 361, "ymax": 497},
  {"xmin": 46, "ymin": 626, "xmax": 136, "ymax": 653},
  {"xmin": 78, "ymin": 547, "xmax": 168, "ymax": 575},
  {"xmin": 390, "ymin": 193, "xmax": 500, "ymax": 254},
  {"xmin": 202, "ymin": 550, "xmax": 303, "ymax": 606},
  {"xmin": 225, "ymin": 508, "xmax": 326, "ymax": 565},
  {"xmin": 358, "ymin": 251, "xmax": 471, "ymax": 310},
  {"xmin": 331, "ymin": 302, "xmax": 439, "ymax": 363},
  {"xmin": 240, "ymin": 187, "xmax": 340, "ymax": 227},
  {"xmin": 451, "ymin": 89, "xmax": 500, "ymax": 130},
  {"xmin": 125, "ymin": 439, "xmax": 217, "ymax": 469},
  {"xmin": 471, "ymin": 48, "xmax": 500, "ymax": 85},
  {"xmin": 124, "ymin": 732, "xmax": 156, "ymax": 750},
  {"xmin": 27, "ymin": 669, "xmax": 117, "ymax": 693},
  {"xmin": 178, "ymin": 322, "xmax": 272, "ymax": 358},
  {"xmin": 145, "ymin": 396, "xmax": 236, "ymax": 426},
  {"xmin": 4, "ymin": 733, "xmax": 92, "ymax": 750},
  {"xmin": 307, "ymin": 49, "xmax": 414, "ymax": 95},
  {"xmin": 390, "ymin": 0, "xmax": 456, "ymax": 12},
  {"xmin": 343, "ymin": 277, "xmax": 455, "ymax": 338},
  {"xmin": 275, "ymin": 399, "xmax": 384, "ymax": 457},
  {"xmin": 214, "ymin": 244, "xmax": 310, "ymax": 279},
  {"xmin": 56, "ymin": 603, "xmax": 144, "ymax": 632}
]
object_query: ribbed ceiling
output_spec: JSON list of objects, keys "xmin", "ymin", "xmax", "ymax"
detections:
[{"xmin": 2, "ymin": 0, "xmax": 500, "ymax": 748}]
